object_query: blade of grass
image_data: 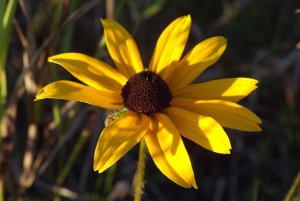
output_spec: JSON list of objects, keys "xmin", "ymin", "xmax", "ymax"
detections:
[
  {"xmin": 57, "ymin": 130, "xmax": 90, "ymax": 184},
  {"xmin": 59, "ymin": 0, "xmax": 79, "ymax": 52},
  {"xmin": 53, "ymin": 130, "xmax": 90, "ymax": 201},
  {"xmin": 140, "ymin": 0, "xmax": 166, "ymax": 20},
  {"xmin": 0, "ymin": 1, "xmax": 17, "ymax": 201},
  {"xmin": 104, "ymin": 164, "xmax": 117, "ymax": 195},
  {"xmin": 48, "ymin": 0, "xmax": 64, "ymax": 176},
  {"xmin": 284, "ymin": 172, "xmax": 300, "ymax": 201},
  {"xmin": 47, "ymin": 3, "xmax": 82, "ymax": 200},
  {"xmin": 0, "ymin": 176, "xmax": 3, "ymax": 201},
  {"xmin": 37, "ymin": 106, "xmax": 91, "ymax": 176},
  {"xmin": 9, "ymin": 0, "xmax": 103, "ymax": 107},
  {"xmin": 0, "ymin": 0, "xmax": 18, "ymax": 129},
  {"xmin": 0, "ymin": 1, "xmax": 6, "ymax": 24}
]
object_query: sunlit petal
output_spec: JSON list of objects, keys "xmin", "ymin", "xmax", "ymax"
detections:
[
  {"xmin": 102, "ymin": 19, "xmax": 144, "ymax": 78},
  {"xmin": 149, "ymin": 15, "xmax": 191, "ymax": 80},
  {"xmin": 167, "ymin": 37, "xmax": 227, "ymax": 90},
  {"xmin": 94, "ymin": 112, "xmax": 149, "ymax": 173},
  {"xmin": 164, "ymin": 107, "xmax": 231, "ymax": 154},
  {"xmin": 35, "ymin": 80, "xmax": 123, "ymax": 109},
  {"xmin": 145, "ymin": 113, "xmax": 197, "ymax": 188},
  {"xmin": 48, "ymin": 53, "xmax": 127, "ymax": 92},
  {"xmin": 171, "ymin": 98, "xmax": 262, "ymax": 131},
  {"xmin": 173, "ymin": 78, "xmax": 258, "ymax": 102}
]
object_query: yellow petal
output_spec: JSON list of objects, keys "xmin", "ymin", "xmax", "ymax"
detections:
[
  {"xmin": 171, "ymin": 98, "xmax": 262, "ymax": 131},
  {"xmin": 94, "ymin": 112, "xmax": 149, "ymax": 173},
  {"xmin": 173, "ymin": 78, "xmax": 258, "ymax": 102},
  {"xmin": 167, "ymin": 37, "xmax": 227, "ymax": 90},
  {"xmin": 144, "ymin": 113, "xmax": 197, "ymax": 188},
  {"xmin": 102, "ymin": 19, "xmax": 144, "ymax": 78},
  {"xmin": 48, "ymin": 53, "xmax": 127, "ymax": 92},
  {"xmin": 148, "ymin": 15, "xmax": 191, "ymax": 79},
  {"xmin": 35, "ymin": 81, "xmax": 123, "ymax": 109},
  {"xmin": 164, "ymin": 107, "xmax": 231, "ymax": 154}
]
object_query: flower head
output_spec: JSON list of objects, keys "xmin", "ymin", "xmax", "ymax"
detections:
[{"xmin": 36, "ymin": 15, "xmax": 261, "ymax": 188}]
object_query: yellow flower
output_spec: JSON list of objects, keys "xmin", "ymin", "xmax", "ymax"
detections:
[{"xmin": 36, "ymin": 15, "xmax": 261, "ymax": 188}]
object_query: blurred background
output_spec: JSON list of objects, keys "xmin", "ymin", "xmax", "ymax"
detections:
[{"xmin": 1, "ymin": 0, "xmax": 300, "ymax": 200}]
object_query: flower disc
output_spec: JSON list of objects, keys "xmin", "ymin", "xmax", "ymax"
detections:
[{"xmin": 121, "ymin": 71, "xmax": 172, "ymax": 115}]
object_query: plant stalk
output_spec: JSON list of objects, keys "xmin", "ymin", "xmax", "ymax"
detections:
[{"xmin": 134, "ymin": 139, "xmax": 147, "ymax": 201}]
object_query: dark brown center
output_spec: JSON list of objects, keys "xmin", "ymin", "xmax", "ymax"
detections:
[{"xmin": 121, "ymin": 71, "xmax": 173, "ymax": 116}]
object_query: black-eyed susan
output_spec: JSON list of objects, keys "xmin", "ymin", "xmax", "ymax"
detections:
[{"xmin": 36, "ymin": 15, "xmax": 261, "ymax": 189}]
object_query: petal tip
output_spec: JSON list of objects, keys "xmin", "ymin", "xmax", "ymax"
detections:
[
  {"xmin": 48, "ymin": 53, "xmax": 68, "ymax": 63},
  {"xmin": 101, "ymin": 18, "xmax": 115, "ymax": 25},
  {"xmin": 215, "ymin": 147, "xmax": 231, "ymax": 154},
  {"xmin": 218, "ymin": 149, "xmax": 231, "ymax": 154},
  {"xmin": 34, "ymin": 96, "xmax": 43, "ymax": 101},
  {"xmin": 214, "ymin": 36, "xmax": 227, "ymax": 47},
  {"xmin": 255, "ymin": 124, "xmax": 262, "ymax": 132},
  {"xmin": 179, "ymin": 14, "xmax": 191, "ymax": 21},
  {"xmin": 221, "ymin": 36, "xmax": 227, "ymax": 41},
  {"xmin": 94, "ymin": 167, "xmax": 105, "ymax": 174},
  {"xmin": 257, "ymin": 116, "xmax": 262, "ymax": 124},
  {"xmin": 95, "ymin": 166, "xmax": 105, "ymax": 173},
  {"xmin": 48, "ymin": 55, "xmax": 56, "ymax": 62},
  {"xmin": 182, "ymin": 178, "xmax": 197, "ymax": 189},
  {"xmin": 93, "ymin": 158, "xmax": 104, "ymax": 173},
  {"xmin": 180, "ymin": 15, "xmax": 191, "ymax": 27},
  {"xmin": 185, "ymin": 14, "xmax": 191, "ymax": 21},
  {"xmin": 100, "ymin": 18, "xmax": 106, "ymax": 25},
  {"xmin": 221, "ymin": 37, "xmax": 228, "ymax": 46},
  {"xmin": 35, "ymin": 88, "xmax": 45, "ymax": 100},
  {"xmin": 191, "ymin": 180, "xmax": 198, "ymax": 189},
  {"xmin": 93, "ymin": 164, "xmax": 98, "ymax": 172}
]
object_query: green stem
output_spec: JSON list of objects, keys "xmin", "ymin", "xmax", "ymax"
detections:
[
  {"xmin": 0, "ymin": 70, "xmax": 6, "ymax": 123},
  {"xmin": 0, "ymin": 0, "xmax": 18, "ymax": 134},
  {"xmin": 0, "ymin": 176, "xmax": 3, "ymax": 201},
  {"xmin": 0, "ymin": 1, "xmax": 18, "ymax": 201},
  {"xmin": 134, "ymin": 139, "xmax": 146, "ymax": 201},
  {"xmin": 284, "ymin": 171, "xmax": 300, "ymax": 201}
]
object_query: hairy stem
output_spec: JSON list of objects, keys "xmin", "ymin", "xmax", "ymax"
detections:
[{"xmin": 134, "ymin": 139, "xmax": 147, "ymax": 201}]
